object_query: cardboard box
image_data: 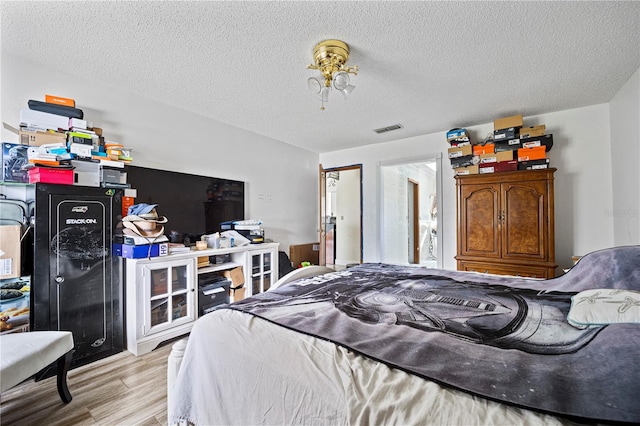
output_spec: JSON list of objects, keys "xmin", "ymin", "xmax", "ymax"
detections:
[
  {"xmin": 450, "ymin": 155, "xmax": 478, "ymax": 169},
  {"xmin": 69, "ymin": 118, "xmax": 87, "ymax": 129},
  {"xmin": 71, "ymin": 160, "xmax": 100, "ymax": 187},
  {"xmin": 446, "ymin": 128, "xmax": 468, "ymax": 141},
  {"xmin": 101, "ymin": 168, "xmax": 127, "ymax": 184},
  {"xmin": 520, "ymin": 134, "xmax": 554, "ymax": 151},
  {"xmin": 454, "ymin": 165, "xmax": 479, "ymax": 176},
  {"xmin": 1, "ymin": 143, "xmax": 30, "ymax": 183},
  {"xmin": 519, "ymin": 125, "xmax": 546, "ymax": 138},
  {"xmin": 222, "ymin": 266, "xmax": 245, "ymax": 287},
  {"xmin": 69, "ymin": 142, "xmax": 92, "ymax": 158},
  {"xmin": 517, "ymin": 146, "xmax": 547, "ymax": 162},
  {"xmin": 494, "ymin": 139, "xmax": 522, "ymax": 152},
  {"xmin": 480, "ymin": 151, "xmax": 514, "ymax": 164},
  {"xmin": 28, "ymin": 167, "xmax": 74, "ymax": 185},
  {"xmin": 479, "ymin": 160, "xmax": 518, "ymax": 174},
  {"xmin": 449, "ymin": 138, "xmax": 471, "ymax": 147},
  {"xmin": 0, "ymin": 225, "xmax": 22, "ymax": 279},
  {"xmin": 493, "ymin": 127, "xmax": 518, "ymax": 141},
  {"xmin": 472, "ymin": 143, "xmax": 494, "ymax": 155},
  {"xmin": 447, "ymin": 144, "xmax": 473, "ymax": 159},
  {"xmin": 289, "ymin": 243, "xmax": 320, "ymax": 267},
  {"xmin": 494, "ymin": 114, "xmax": 523, "ymax": 130},
  {"xmin": 19, "ymin": 129, "xmax": 67, "ymax": 147},
  {"xmin": 113, "ymin": 234, "xmax": 169, "ymax": 246},
  {"xmin": 19, "ymin": 108, "xmax": 70, "ymax": 131},
  {"xmin": 230, "ymin": 286, "xmax": 245, "ymax": 303},
  {"xmin": 518, "ymin": 158, "xmax": 551, "ymax": 170}
]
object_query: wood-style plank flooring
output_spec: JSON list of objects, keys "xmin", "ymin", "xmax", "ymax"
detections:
[{"xmin": 1, "ymin": 339, "xmax": 177, "ymax": 425}]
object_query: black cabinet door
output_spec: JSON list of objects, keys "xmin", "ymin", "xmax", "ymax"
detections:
[{"xmin": 33, "ymin": 184, "xmax": 123, "ymax": 373}]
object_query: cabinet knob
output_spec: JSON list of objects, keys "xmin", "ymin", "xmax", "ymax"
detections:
[{"xmin": 55, "ymin": 275, "xmax": 65, "ymax": 283}]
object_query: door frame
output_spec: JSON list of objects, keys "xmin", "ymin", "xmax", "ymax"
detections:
[
  {"xmin": 379, "ymin": 153, "xmax": 443, "ymax": 267},
  {"xmin": 408, "ymin": 178, "xmax": 420, "ymax": 263},
  {"xmin": 319, "ymin": 164, "xmax": 363, "ymax": 266}
]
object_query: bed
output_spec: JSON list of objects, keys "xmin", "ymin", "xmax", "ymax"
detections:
[{"xmin": 168, "ymin": 246, "xmax": 640, "ymax": 425}]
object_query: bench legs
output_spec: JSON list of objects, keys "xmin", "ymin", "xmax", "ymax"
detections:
[{"xmin": 56, "ymin": 350, "xmax": 74, "ymax": 403}]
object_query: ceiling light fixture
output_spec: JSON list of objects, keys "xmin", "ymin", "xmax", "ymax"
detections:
[{"xmin": 306, "ymin": 39, "xmax": 358, "ymax": 111}]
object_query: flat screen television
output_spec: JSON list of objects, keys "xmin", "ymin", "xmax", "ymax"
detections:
[{"xmin": 125, "ymin": 165, "xmax": 245, "ymax": 244}]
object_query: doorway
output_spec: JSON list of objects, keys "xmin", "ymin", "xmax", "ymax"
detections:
[
  {"xmin": 380, "ymin": 155, "xmax": 442, "ymax": 267},
  {"xmin": 319, "ymin": 164, "xmax": 362, "ymax": 268},
  {"xmin": 408, "ymin": 178, "xmax": 419, "ymax": 264}
]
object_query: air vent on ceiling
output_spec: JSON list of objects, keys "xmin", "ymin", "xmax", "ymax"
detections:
[{"xmin": 374, "ymin": 124, "xmax": 403, "ymax": 134}]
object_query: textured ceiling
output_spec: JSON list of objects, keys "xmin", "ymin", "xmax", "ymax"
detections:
[{"xmin": 2, "ymin": 1, "xmax": 639, "ymax": 153}]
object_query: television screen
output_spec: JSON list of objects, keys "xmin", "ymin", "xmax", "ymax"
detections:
[{"xmin": 125, "ymin": 165, "xmax": 244, "ymax": 244}]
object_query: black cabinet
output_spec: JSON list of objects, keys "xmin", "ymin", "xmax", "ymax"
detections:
[{"xmin": 32, "ymin": 184, "xmax": 123, "ymax": 376}]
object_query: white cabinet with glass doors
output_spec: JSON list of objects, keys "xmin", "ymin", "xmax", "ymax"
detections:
[
  {"xmin": 124, "ymin": 243, "xmax": 279, "ymax": 356},
  {"xmin": 248, "ymin": 248, "xmax": 276, "ymax": 295},
  {"xmin": 126, "ymin": 256, "xmax": 197, "ymax": 356}
]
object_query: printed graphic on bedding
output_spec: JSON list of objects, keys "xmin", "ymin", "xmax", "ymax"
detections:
[
  {"xmin": 229, "ymin": 259, "xmax": 640, "ymax": 424},
  {"xmin": 236, "ymin": 270, "xmax": 600, "ymax": 354}
]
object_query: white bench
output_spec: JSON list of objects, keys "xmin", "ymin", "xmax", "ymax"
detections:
[{"xmin": 1, "ymin": 331, "xmax": 74, "ymax": 403}]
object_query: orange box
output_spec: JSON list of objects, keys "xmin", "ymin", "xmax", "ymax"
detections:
[
  {"xmin": 473, "ymin": 143, "xmax": 495, "ymax": 155},
  {"xmin": 122, "ymin": 196, "xmax": 135, "ymax": 218},
  {"xmin": 45, "ymin": 94, "xmax": 75, "ymax": 107},
  {"xmin": 517, "ymin": 146, "xmax": 546, "ymax": 162}
]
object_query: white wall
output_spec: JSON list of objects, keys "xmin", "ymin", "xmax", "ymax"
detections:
[
  {"xmin": 1, "ymin": 53, "xmax": 319, "ymax": 254},
  {"xmin": 320, "ymin": 103, "xmax": 616, "ymax": 271},
  {"xmin": 609, "ymin": 67, "xmax": 640, "ymax": 246}
]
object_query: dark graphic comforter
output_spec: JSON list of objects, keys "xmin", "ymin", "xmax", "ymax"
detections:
[{"xmin": 229, "ymin": 246, "xmax": 640, "ymax": 423}]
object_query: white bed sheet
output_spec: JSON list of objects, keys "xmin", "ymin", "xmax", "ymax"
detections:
[{"xmin": 169, "ymin": 308, "xmax": 576, "ymax": 426}]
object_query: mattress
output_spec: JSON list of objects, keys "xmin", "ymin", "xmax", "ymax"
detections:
[{"xmin": 169, "ymin": 308, "xmax": 570, "ymax": 425}]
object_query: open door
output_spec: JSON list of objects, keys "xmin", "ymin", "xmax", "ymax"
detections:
[
  {"xmin": 319, "ymin": 164, "xmax": 327, "ymax": 266},
  {"xmin": 319, "ymin": 164, "xmax": 363, "ymax": 267},
  {"xmin": 408, "ymin": 178, "xmax": 420, "ymax": 264}
]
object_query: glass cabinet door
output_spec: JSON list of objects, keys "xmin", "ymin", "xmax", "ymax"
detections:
[
  {"xmin": 143, "ymin": 258, "xmax": 195, "ymax": 336},
  {"xmin": 251, "ymin": 251, "xmax": 273, "ymax": 295}
]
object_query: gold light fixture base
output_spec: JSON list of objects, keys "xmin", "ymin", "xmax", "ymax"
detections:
[{"xmin": 307, "ymin": 39, "xmax": 358, "ymax": 85}]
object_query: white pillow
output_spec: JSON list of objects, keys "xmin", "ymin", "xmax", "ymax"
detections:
[{"xmin": 568, "ymin": 289, "xmax": 640, "ymax": 327}]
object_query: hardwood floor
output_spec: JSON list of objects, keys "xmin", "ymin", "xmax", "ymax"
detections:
[{"xmin": 0, "ymin": 339, "xmax": 178, "ymax": 425}]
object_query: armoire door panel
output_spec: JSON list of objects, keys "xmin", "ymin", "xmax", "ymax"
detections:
[
  {"xmin": 460, "ymin": 183, "xmax": 501, "ymax": 258},
  {"xmin": 455, "ymin": 169, "xmax": 557, "ymax": 279},
  {"xmin": 502, "ymin": 181, "xmax": 547, "ymax": 260}
]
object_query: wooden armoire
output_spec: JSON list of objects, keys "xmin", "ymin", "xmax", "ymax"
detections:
[{"xmin": 455, "ymin": 168, "xmax": 557, "ymax": 278}]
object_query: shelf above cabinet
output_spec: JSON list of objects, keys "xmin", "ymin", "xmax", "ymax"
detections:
[{"xmin": 197, "ymin": 261, "xmax": 243, "ymax": 275}]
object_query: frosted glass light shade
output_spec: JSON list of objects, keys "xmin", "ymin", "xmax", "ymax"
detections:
[
  {"xmin": 307, "ymin": 76, "xmax": 322, "ymax": 94},
  {"xmin": 332, "ymin": 71, "xmax": 350, "ymax": 90}
]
